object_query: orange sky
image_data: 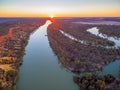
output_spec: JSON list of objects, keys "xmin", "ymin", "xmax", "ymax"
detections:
[{"xmin": 0, "ymin": 0, "xmax": 120, "ymax": 17}]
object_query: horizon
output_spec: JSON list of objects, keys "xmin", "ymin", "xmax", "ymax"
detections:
[
  {"xmin": 0, "ymin": 16, "xmax": 120, "ymax": 18},
  {"xmin": 0, "ymin": 0, "xmax": 120, "ymax": 17}
]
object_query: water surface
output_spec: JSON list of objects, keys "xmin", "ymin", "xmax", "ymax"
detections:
[{"xmin": 17, "ymin": 20, "xmax": 78, "ymax": 90}]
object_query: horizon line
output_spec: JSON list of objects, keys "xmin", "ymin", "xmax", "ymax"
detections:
[{"xmin": 0, "ymin": 16, "xmax": 120, "ymax": 18}]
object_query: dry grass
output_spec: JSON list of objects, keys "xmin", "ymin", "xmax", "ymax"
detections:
[{"xmin": 0, "ymin": 64, "xmax": 12, "ymax": 71}]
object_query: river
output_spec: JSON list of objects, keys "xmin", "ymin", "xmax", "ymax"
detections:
[{"xmin": 16, "ymin": 20, "xmax": 78, "ymax": 90}]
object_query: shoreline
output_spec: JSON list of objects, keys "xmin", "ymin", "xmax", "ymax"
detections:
[
  {"xmin": 47, "ymin": 20, "xmax": 120, "ymax": 73},
  {"xmin": 0, "ymin": 19, "xmax": 46, "ymax": 90}
]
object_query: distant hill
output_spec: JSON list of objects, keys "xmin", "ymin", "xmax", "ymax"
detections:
[{"xmin": 0, "ymin": 17, "xmax": 45, "ymax": 23}]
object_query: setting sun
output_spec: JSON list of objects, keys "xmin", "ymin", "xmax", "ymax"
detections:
[{"xmin": 50, "ymin": 15, "xmax": 54, "ymax": 18}]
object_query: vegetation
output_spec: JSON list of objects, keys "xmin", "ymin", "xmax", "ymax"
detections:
[
  {"xmin": 98, "ymin": 25, "xmax": 120, "ymax": 38},
  {"xmin": 48, "ymin": 18, "xmax": 120, "ymax": 89},
  {"xmin": 47, "ymin": 20, "xmax": 120, "ymax": 73},
  {"xmin": 57, "ymin": 20, "xmax": 115, "ymax": 47},
  {"xmin": 74, "ymin": 73, "xmax": 120, "ymax": 90},
  {"xmin": 0, "ymin": 18, "xmax": 46, "ymax": 90}
]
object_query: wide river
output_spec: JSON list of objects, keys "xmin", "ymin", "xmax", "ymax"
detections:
[
  {"xmin": 16, "ymin": 20, "xmax": 120, "ymax": 90},
  {"xmin": 16, "ymin": 20, "xmax": 78, "ymax": 90}
]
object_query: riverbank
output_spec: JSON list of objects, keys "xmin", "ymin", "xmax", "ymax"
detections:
[
  {"xmin": 0, "ymin": 19, "xmax": 45, "ymax": 90},
  {"xmin": 47, "ymin": 18, "xmax": 120, "ymax": 89},
  {"xmin": 47, "ymin": 20, "xmax": 120, "ymax": 73}
]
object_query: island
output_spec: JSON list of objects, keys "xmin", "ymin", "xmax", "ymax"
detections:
[{"xmin": 47, "ymin": 17, "xmax": 120, "ymax": 89}]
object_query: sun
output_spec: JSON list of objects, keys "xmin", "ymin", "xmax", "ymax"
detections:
[{"xmin": 50, "ymin": 15, "xmax": 54, "ymax": 18}]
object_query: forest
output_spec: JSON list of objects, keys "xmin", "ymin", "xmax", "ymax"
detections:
[
  {"xmin": 48, "ymin": 18, "xmax": 120, "ymax": 89},
  {"xmin": 47, "ymin": 19, "xmax": 120, "ymax": 72}
]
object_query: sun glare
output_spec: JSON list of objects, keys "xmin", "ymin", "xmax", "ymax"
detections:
[{"xmin": 50, "ymin": 15, "xmax": 54, "ymax": 18}]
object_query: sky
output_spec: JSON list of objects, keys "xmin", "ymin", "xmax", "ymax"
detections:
[{"xmin": 0, "ymin": 0, "xmax": 120, "ymax": 17}]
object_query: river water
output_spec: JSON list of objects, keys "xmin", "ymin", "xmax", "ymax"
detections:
[{"xmin": 16, "ymin": 20, "xmax": 78, "ymax": 90}]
